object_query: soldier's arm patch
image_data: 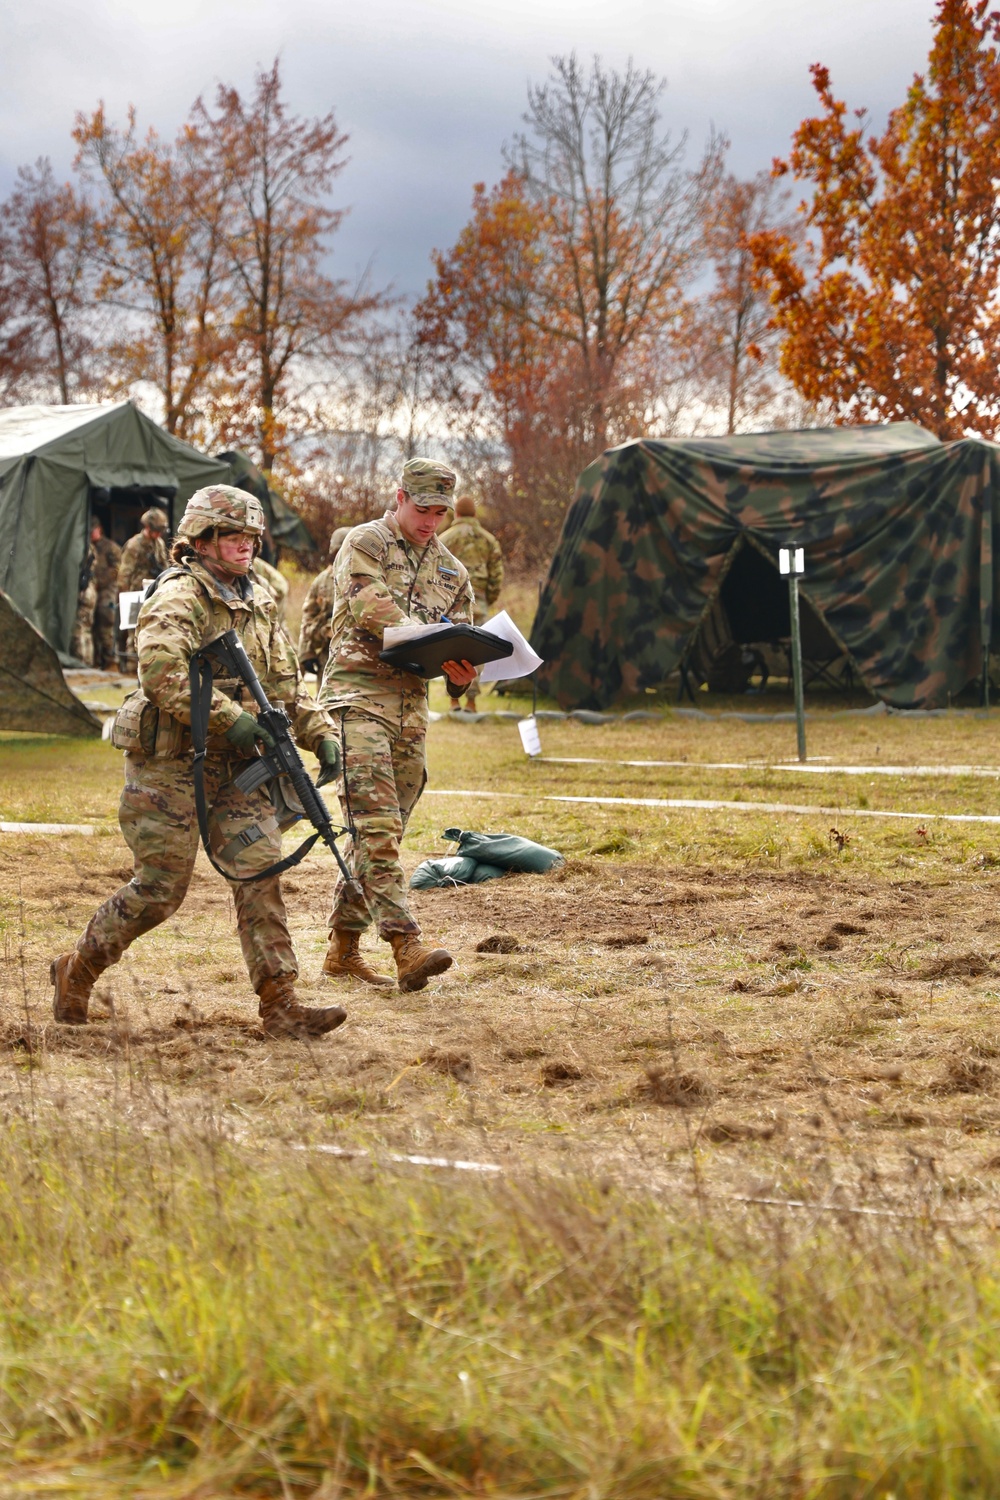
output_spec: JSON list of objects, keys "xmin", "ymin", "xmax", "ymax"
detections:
[{"xmin": 350, "ymin": 528, "xmax": 388, "ymax": 570}]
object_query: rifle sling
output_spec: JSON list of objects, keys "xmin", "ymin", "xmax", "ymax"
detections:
[{"xmin": 188, "ymin": 653, "xmax": 321, "ymax": 884}]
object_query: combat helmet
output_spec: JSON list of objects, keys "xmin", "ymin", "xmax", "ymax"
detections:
[
  {"xmin": 141, "ymin": 506, "xmax": 171, "ymax": 531},
  {"xmin": 328, "ymin": 525, "xmax": 352, "ymax": 558},
  {"xmin": 176, "ymin": 485, "xmax": 266, "ymax": 540}
]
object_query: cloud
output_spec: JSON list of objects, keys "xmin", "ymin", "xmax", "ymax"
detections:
[{"xmin": 1, "ymin": 0, "xmax": 937, "ymax": 295}]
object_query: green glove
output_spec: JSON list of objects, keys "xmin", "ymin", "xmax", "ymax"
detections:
[
  {"xmin": 315, "ymin": 738, "xmax": 341, "ymax": 789},
  {"xmin": 224, "ymin": 711, "xmax": 276, "ymax": 755}
]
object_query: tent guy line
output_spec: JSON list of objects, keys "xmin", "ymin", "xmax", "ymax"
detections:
[
  {"xmin": 541, "ymin": 756, "xmax": 1000, "ymax": 779},
  {"xmin": 422, "ymin": 788, "xmax": 1000, "ymax": 825}
]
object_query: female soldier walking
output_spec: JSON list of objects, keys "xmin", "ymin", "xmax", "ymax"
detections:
[{"xmin": 50, "ymin": 485, "xmax": 345, "ymax": 1040}]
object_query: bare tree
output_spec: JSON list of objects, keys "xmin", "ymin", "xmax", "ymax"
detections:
[
  {"xmin": 1, "ymin": 159, "xmax": 96, "ymax": 402},
  {"xmin": 691, "ymin": 170, "xmax": 798, "ymax": 434},
  {"xmin": 506, "ymin": 53, "xmax": 726, "ymax": 446}
]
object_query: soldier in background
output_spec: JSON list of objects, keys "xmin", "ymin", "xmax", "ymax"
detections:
[
  {"xmin": 118, "ymin": 507, "xmax": 170, "ymax": 672},
  {"xmin": 252, "ymin": 555, "xmax": 290, "ymax": 624},
  {"xmin": 298, "ymin": 525, "xmax": 352, "ymax": 675},
  {"xmin": 71, "ymin": 545, "xmax": 97, "ymax": 667},
  {"xmin": 439, "ymin": 495, "xmax": 504, "ymax": 711},
  {"xmin": 118, "ymin": 507, "xmax": 170, "ymax": 594},
  {"xmin": 89, "ymin": 519, "xmax": 122, "ymax": 670}
]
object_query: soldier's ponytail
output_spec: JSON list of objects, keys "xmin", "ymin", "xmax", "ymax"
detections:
[{"xmin": 170, "ymin": 539, "xmax": 198, "ymax": 565}]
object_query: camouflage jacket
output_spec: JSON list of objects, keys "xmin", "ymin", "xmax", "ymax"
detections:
[
  {"xmin": 252, "ymin": 557, "xmax": 289, "ymax": 622},
  {"xmin": 298, "ymin": 563, "xmax": 336, "ymax": 668},
  {"xmin": 320, "ymin": 509, "xmax": 474, "ymax": 728},
  {"xmin": 118, "ymin": 531, "xmax": 169, "ymax": 594},
  {"xmin": 133, "ymin": 555, "xmax": 334, "ymax": 756},
  {"xmin": 91, "ymin": 536, "xmax": 122, "ymax": 594},
  {"xmin": 438, "ymin": 517, "xmax": 503, "ymax": 623}
]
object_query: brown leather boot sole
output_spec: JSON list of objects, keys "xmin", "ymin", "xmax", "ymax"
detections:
[
  {"xmin": 397, "ymin": 948, "xmax": 453, "ymax": 993},
  {"xmin": 50, "ymin": 953, "xmax": 90, "ymax": 1025}
]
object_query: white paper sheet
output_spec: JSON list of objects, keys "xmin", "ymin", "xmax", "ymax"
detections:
[
  {"xmin": 478, "ymin": 610, "xmax": 544, "ymax": 682},
  {"xmin": 118, "ymin": 589, "xmax": 145, "ymax": 629}
]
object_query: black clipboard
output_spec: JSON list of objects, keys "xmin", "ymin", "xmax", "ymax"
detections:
[{"xmin": 378, "ymin": 623, "xmax": 514, "ymax": 679}]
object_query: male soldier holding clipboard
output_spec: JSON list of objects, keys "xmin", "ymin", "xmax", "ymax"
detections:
[{"xmin": 319, "ymin": 458, "xmax": 476, "ymax": 992}]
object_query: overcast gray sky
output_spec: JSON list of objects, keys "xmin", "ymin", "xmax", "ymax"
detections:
[{"xmin": 2, "ymin": 0, "xmax": 938, "ymax": 299}]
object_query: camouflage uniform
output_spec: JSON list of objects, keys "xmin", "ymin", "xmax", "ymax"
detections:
[
  {"xmin": 71, "ymin": 491, "xmax": 336, "ymax": 996},
  {"xmin": 91, "ymin": 535, "xmax": 122, "ymax": 669},
  {"xmin": 118, "ymin": 509, "xmax": 170, "ymax": 671},
  {"xmin": 252, "ymin": 556, "xmax": 290, "ymax": 623},
  {"xmin": 438, "ymin": 507, "xmax": 504, "ymax": 706},
  {"xmin": 298, "ymin": 527, "xmax": 352, "ymax": 673},
  {"xmin": 320, "ymin": 481, "xmax": 472, "ymax": 939},
  {"xmin": 71, "ymin": 556, "xmax": 97, "ymax": 667},
  {"xmin": 118, "ymin": 528, "xmax": 169, "ymax": 594},
  {"xmin": 438, "ymin": 512, "xmax": 504, "ymax": 625}
]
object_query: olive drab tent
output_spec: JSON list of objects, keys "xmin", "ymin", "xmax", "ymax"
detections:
[
  {"xmin": 0, "ymin": 402, "xmax": 231, "ymax": 660},
  {"xmin": 0, "ymin": 589, "xmax": 101, "ymax": 736},
  {"xmin": 531, "ymin": 423, "xmax": 1000, "ymax": 711}
]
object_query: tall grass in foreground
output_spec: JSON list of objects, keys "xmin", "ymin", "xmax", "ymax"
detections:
[{"xmin": 1, "ymin": 1111, "xmax": 999, "ymax": 1497}]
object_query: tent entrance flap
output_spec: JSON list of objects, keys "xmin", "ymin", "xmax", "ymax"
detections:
[
  {"xmin": 686, "ymin": 538, "xmax": 849, "ymax": 694},
  {"xmin": 86, "ymin": 469, "xmax": 178, "ymax": 546}
]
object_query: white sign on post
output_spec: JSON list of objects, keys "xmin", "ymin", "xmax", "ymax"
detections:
[{"xmin": 779, "ymin": 547, "xmax": 805, "ymax": 576}]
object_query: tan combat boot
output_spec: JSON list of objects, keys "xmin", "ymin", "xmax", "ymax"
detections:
[
  {"xmin": 257, "ymin": 976, "xmax": 347, "ymax": 1040},
  {"xmin": 322, "ymin": 930, "xmax": 394, "ymax": 988},
  {"xmin": 389, "ymin": 932, "xmax": 453, "ymax": 992},
  {"xmin": 50, "ymin": 950, "xmax": 101, "ymax": 1025}
]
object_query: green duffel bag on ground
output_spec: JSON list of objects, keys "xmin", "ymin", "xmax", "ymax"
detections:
[
  {"xmin": 409, "ymin": 855, "xmax": 508, "ymax": 890},
  {"xmin": 441, "ymin": 828, "xmax": 564, "ymax": 873}
]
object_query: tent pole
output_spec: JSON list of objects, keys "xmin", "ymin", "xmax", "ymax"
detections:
[{"xmin": 789, "ymin": 573, "xmax": 807, "ymax": 763}]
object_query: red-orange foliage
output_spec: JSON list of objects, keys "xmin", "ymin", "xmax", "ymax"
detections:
[{"xmin": 752, "ymin": 0, "xmax": 1000, "ymax": 438}]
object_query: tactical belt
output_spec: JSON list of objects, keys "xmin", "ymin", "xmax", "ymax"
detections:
[{"xmin": 188, "ymin": 654, "xmax": 323, "ymax": 885}]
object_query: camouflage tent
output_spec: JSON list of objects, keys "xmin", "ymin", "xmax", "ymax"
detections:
[
  {"xmin": 0, "ymin": 589, "xmax": 101, "ymax": 736},
  {"xmin": 0, "ymin": 403, "xmax": 230, "ymax": 659},
  {"xmin": 532, "ymin": 424, "xmax": 1000, "ymax": 710}
]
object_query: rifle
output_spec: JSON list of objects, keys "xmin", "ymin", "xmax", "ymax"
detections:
[{"xmin": 189, "ymin": 628, "xmax": 362, "ymax": 898}]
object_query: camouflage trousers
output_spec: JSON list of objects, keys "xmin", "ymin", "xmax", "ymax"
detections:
[
  {"xmin": 71, "ymin": 583, "xmax": 97, "ymax": 667},
  {"xmin": 75, "ymin": 752, "xmax": 296, "ymax": 993},
  {"xmin": 93, "ymin": 588, "xmax": 118, "ymax": 670},
  {"xmin": 329, "ymin": 710, "xmax": 426, "ymax": 938}
]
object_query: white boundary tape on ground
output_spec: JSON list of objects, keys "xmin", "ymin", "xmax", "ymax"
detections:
[
  {"xmin": 544, "ymin": 756, "xmax": 1000, "ymax": 779},
  {"xmin": 423, "ymin": 787, "xmax": 1000, "ymax": 826},
  {"xmin": 0, "ymin": 821, "xmax": 95, "ymax": 835}
]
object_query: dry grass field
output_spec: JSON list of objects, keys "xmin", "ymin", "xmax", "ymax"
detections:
[{"xmin": 5, "ymin": 699, "xmax": 1000, "ymax": 1494}]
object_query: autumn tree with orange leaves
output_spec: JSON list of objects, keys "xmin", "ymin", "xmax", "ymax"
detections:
[
  {"xmin": 752, "ymin": 0, "xmax": 1000, "ymax": 439},
  {"xmin": 192, "ymin": 63, "xmax": 380, "ymax": 473},
  {"xmin": 69, "ymin": 61, "xmax": 376, "ymax": 480},
  {"xmin": 73, "ymin": 104, "xmax": 234, "ymax": 442}
]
